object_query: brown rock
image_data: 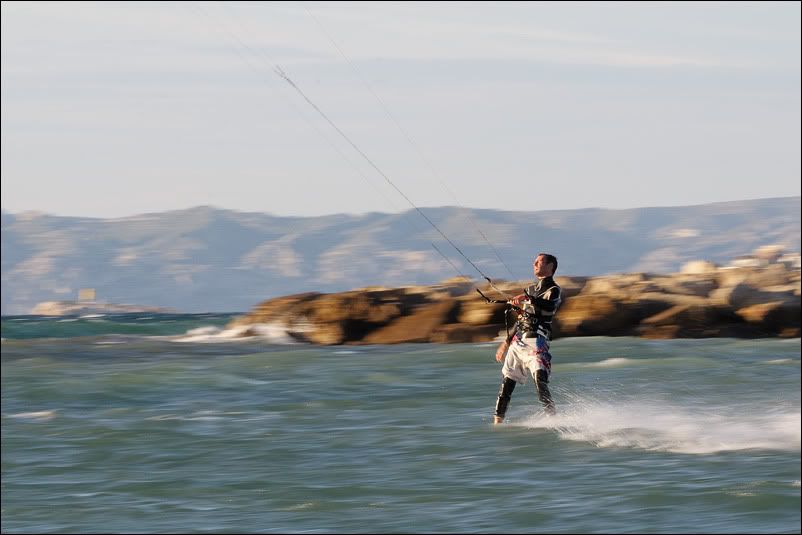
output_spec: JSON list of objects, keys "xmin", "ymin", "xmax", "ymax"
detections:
[
  {"xmin": 313, "ymin": 292, "xmax": 374, "ymax": 322},
  {"xmin": 632, "ymin": 292, "xmax": 709, "ymax": 307},
  {"xmin": 556, "ymin": 295, "xmax": 638, "ymax": 336},
  {"xmin": 779, "ymin": 327, "xmax": 801, "ymax": 338},
  {"xmin": 429, "ymin": 323, "xmax": 503, "ymax": 343},
  {"xmin": 227, "ymin": 292, "xmax": 321, "ymax": 328},
  {"xmin": 736, "ymin": 301, "xmax": 802, "ymax": 335},
  {"xmin": 709, "ymin": 283, "xmax": 797, "ymax": 309},
  {"xmin": 456, "ymin": 297, "xmax": 506, "ymax": 326},
  {"xmin": 648, "ymin": 275, "xmax": 718, "ymax": 297},
  {"xmin": 717, "ymin": 264, "xmax": 793, "ymax": 289},
  {"xmin": 361, "ymin": 300, "xmax": 458, "ymax": 344},
  {"xmin": 639, "ymin": 325, "xmax": 682, "ymax": 339},
  {"xmin": 580, "ymin": 273, "xmax": 648, "ymax": 297},
  {"xmin": 638, "ymin": 304, "xmax": 744, "ymax": 338},
  {"xmin": 306, "ymin": 321, "xmax": 347, "ymax": 345},
  {"xmin": 555, "ymin": 276, "xmax": 588, "ymax": 299}
]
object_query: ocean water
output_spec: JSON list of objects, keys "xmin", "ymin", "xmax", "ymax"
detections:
[{"xmin": 2, "ymin": 314, "xmax": 800, "ymax": 533}]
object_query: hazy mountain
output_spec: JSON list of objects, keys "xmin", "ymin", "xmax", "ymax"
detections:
[{"xmin": 2, "ymin": 197, "xmax": 799, "ymax": 314}]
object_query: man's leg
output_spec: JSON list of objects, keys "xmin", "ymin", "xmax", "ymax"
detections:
[
  {"xmin": 535, "ymin": 369, "xmax": 555, "ymax": 415},
  {"xmin": 493, "ymin": 377, "xmax": 516, "ymax": 423}
]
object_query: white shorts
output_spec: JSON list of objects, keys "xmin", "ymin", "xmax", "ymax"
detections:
[{"xmin": 501, "ymin": 334, "xmax": 552, "ymax": 384}]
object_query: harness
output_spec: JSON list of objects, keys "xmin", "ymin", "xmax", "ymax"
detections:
[{"xmin": 476, "ymin": 277, "xmax": 561, "ymax": 342}]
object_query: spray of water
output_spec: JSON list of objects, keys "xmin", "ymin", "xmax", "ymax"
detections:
[{"xmin": 517, "ymin": 394, "xmax": 801, "ymax": 454}]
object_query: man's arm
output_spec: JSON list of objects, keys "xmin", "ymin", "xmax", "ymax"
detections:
[
  {"xmin": 530, "ymin": 286, "xmax": 561, "ymax": 313},
  {"xmin": 495, "ymin": 313, "xmax": 521, "ymax": 362},
  {"xmin": 495, "ymin": 339, "xmax": 510, "ymax": 362}
]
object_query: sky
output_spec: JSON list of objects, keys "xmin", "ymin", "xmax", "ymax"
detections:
[{"xmin": 1, "ymin": 1, "xmax": 800, "ymax": 219}]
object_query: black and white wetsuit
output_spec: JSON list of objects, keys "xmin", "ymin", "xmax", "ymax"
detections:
[{"xmin": 516, "ymin": 275, "xmax": 562, "ymax": 342}]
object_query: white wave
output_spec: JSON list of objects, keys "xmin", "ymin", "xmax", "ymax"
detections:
[
  {"xmin": 585, "ymin": 357, "xmax": 638, "ymax": 367},
  {"xmin": 94, "ymin": 339, "xmax": 130, "ymax": 345},
  {"xmin": 518, "ymin": 399, "xmax": 801, "ymax": 454},
  {"xmin": 145, "ymin": 410, "xmax": 280, "ymax": 422},
  {"xmin": 173, "ymin": 322, "xmax": 296, "ymax": 344},
  {"xmin": 282, "ymin": 502, "xmax": 318, "ymax": 511},
  {"xmin": 764, "ymin": 358, "xmax": 797, "ymax": 365},
  {"xmin": 7, "ymin": 410, "xmax": 57, "ymax": 421}
]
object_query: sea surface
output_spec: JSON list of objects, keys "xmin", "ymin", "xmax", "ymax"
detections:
[{"xmin": 2, "ymin": 314, "xmax": 800, "ymax": 533}]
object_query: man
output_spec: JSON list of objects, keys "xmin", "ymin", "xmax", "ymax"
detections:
[{"xmin": 493, "ymin": 253, "xmax": 562, "ymax": 423}]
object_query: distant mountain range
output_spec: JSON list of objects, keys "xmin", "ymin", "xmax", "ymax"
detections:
[{"xmin": 2, "ymin": 197, "xmax": 799, "ymax": 314}]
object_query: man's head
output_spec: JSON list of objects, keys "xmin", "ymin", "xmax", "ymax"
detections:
[{"xmin": 533, "ymin": 253, "xmax": 558, "ymax": 278}]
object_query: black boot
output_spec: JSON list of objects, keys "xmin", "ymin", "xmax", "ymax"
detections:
[
  {"xmin": 535, "ymin": 370, "xmax": 555, "ymax": 416},
  {"xmin": 493, "ymin": 377, "xmax": 516, "ymax": 422}
]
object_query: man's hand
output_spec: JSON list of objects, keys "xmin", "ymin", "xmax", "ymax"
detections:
[
  {"xmin": 509, "ymin": 293, "xmax": 527, "ymax": 307},
  {"xmin": 495, "ymin": 340, "xmax": 509, "ymax": 362}
]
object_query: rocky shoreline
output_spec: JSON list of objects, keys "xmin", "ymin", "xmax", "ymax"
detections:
[{"xmin": 227, "ymin": 256, "xmax": 801, "ymax": 344}]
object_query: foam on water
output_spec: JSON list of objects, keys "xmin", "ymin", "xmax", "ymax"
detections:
[
  {"xmin": 518, "ymin": 398, "xmax": 801, "ymax": 454},
  {"xmin": 585, "ymin": 357, "xmax": 639, "ymax": 367},
  {"xmin": 6, "ymin": 410, "xmax": 57, "ymax": 422},
  {"xmin": 173, "ymin": 322, "xmax": 296, "ymax": 344}
]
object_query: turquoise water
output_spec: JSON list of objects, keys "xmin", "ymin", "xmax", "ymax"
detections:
[
  {"xmin": 1, "ymin": 313, "xmax": 238, "ymax": 340},
  {"xmin": 2, "ymin": 315, "xmax": 800, "ymax": 533}
]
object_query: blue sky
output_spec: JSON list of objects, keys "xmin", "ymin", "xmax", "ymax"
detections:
[{"xmin": 2, "ymin": 1, "xmax": 800, "ymax": 218}]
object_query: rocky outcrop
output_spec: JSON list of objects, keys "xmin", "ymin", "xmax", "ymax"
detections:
[{"xmin": 227, "ymin": 260, "xmax": 801, "ymax": 344}]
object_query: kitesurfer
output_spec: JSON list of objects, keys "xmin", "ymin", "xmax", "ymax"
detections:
[{"xmin": 493, "ymin": 253, "xmax": 562, "ymax": 423}]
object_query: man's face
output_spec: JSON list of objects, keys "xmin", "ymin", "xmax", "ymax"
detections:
[{"xmin": 533, "ymin": 255, "xmax": 553, "ymax": 278}]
